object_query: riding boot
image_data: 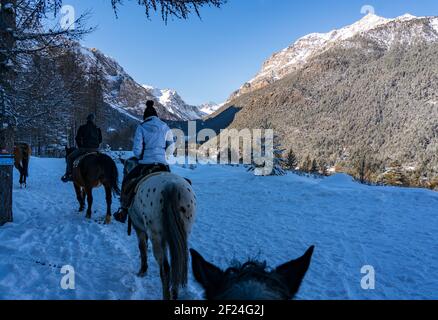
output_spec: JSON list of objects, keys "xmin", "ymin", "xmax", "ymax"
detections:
[{"xmin": 114, "ymin": 207, "xmax": 128, "ymax": 223}]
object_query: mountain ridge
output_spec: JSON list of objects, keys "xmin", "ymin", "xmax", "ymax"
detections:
[
  {"xmin": 229, "ymin": 13, "xmax": 438, "ymax": 100},
  {"xmin": 207, "ymin": 13, "xmax": 438, "ymax": 186}
]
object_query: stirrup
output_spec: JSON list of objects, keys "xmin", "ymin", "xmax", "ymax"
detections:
[{"xmin": 61, "ymin": 174, "xmax": 72, "ymax": 183}]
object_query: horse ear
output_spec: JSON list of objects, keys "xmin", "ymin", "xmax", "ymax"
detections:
[
  {"xmin": 274, "ymin": 246, "xmax": 315, "ymax": 298},
  {"xmin": 190, "ymin": 249, "xmax": 224, "ymax": 295}
]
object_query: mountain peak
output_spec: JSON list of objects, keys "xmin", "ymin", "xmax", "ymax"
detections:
[
  {"xmin": 396, "ymin": 13, "xmax": 418, "ymax": 21},
  {"xmin": 230, "ymin": 12, "xmax": 438, "ymax": 101}
]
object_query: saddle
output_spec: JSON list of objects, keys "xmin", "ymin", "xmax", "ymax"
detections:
[{"xmin": 73, "ymin": 152, "xmax": 99, "ymax": 168}]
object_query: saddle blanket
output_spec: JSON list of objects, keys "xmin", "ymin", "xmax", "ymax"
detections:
[{"xmin": 133, "ymin": 172, "xmax": 171, "ymax": 194}]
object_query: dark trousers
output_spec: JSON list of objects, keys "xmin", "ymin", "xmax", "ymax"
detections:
[
  {"xmin": 66, "ymin": 148, "xmax": 98, "ymax": 175},
  {"xmin": 120, "ymin": 163, "xmax": 171, "ymax": 209}
]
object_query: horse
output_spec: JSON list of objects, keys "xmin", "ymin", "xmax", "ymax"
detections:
[
  {"xmin": 14, "ymin": 143, "xmax": 32, "ymax": 188},
  {"xmin": 190, "ymin": 246, "xmax": 315, "ymax": 300},
  {"xmin": 127, "ymin": 171, "xmax": 196, "ymax": 300},
  {"xmin": 65, "ymin": 147, "xmax": 120, "ymax": 224}
]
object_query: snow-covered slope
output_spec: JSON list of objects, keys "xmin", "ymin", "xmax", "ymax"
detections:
[
  {"xmin": 73, "ymin": 45, "xmax": 206, "ymax": 121},
  {"xmin": 142, "ymin": 85, "xmax": 206, "ymax": 120},
  {"xmin": 230, "ymin": 13, "xmax": 438, "ymax": 99},
  {"xmin": 199, "ymin": 102, "xmax": 222, "ymax": 115},
  {"xmin": 1, "ymin": 157, "xmax": 437, "ymax": 299}
]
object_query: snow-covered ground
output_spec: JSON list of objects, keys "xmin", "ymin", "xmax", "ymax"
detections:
[{"xmin": 1, "ymin": 157, "xmax": 437, "ymax": 300}]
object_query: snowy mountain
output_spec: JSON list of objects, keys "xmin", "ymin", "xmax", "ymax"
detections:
[
  {"xmin": 142, "ymin": 85, "xmax": 207, "ymax": 121},
  {"xmin": 199, "ymin": 102, "xmax": 222, "ymax": 115},
  {"xmin": 75, "ymin": 46, "xmax": 206, "ymax": 122},
  {"xmin": 14, "ymin": 42, "xmax": 210, "ymax": 152},
  {"xmin": 230, "ymin": 13, "xmax": 438, "ymax": 99},
  {"xmin": 211, "ymin": 13, "xmax": 438, "ymax": 186}
]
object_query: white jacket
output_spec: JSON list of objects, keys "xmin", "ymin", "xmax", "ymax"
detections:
[{"xmin": 133, "ymin": 116, "xmax": 175, "ymax": 165}]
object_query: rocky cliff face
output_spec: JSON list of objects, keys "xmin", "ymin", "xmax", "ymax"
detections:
[{"xmin": 14, "ymin": 42, "xmax": 208, "ymax": 153}]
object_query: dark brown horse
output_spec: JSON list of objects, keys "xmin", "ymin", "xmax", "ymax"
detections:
[
  {"xmin": 190, "ymin": 246, "xmax": 315, "ymax": 300},
  {"xmin": 14, "ymin": 143, "xmax": 32, "ymax": 188},
  {"xmin": 65, "ymin": 147, "xmax": 120, "ymax": 224}
]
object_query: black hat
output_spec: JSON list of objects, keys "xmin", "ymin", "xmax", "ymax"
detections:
[
  {"xmin": 87, "ymin": 113, "xmax": 96, "ymax": 122},
  {"xmin": 143, "ymin": 101, "xmax": 158, "ymax": 120}
]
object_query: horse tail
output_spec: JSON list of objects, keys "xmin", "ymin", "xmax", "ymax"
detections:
[
  {"xmin": 162, "ymin": 184, "xmax": 189, "ymax": 290},
  {"xmin": 100, "ymin": 154, "xmax": 121, "ymax": 196}
]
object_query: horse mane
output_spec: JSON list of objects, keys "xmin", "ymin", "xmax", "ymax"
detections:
[{"xmin": 220, "ymin": 260, "xmax": 291, "ymax": 300}]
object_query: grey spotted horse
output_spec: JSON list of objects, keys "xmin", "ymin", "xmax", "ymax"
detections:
[{"xmin": 128, "ymin": 170, "xmax": 197, "ymax": 300}]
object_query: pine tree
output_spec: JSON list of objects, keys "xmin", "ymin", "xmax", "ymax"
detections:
[
  {"xmin": 272, "ymin": 135, "xmax": 286, "ymax": 176},
  {"xmin": 357, "ymin": 156, "xmax": 367, "ymax": 184},
  {"xmin": 319, "ymin": 161, "xmax": 328, "ymax": 176},
  {"xmin": 310, "ymin": 159, "xmax": 318, "ymax": 174},
  {"xmin": 302, "ymin": 155, "xmax": 312, "ymax": 173},
  {"xmin": 286, "ymin": 149, "xmax": 298, "ymax": 171},
  {"xmin": 249, "ymin": 121, "xmax": 286, "ymax": 176}
]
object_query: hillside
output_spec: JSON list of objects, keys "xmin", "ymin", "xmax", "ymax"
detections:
[
  {"xmin": 14, "ymin": 43, "xmax": 206, "ymax": 154},
  {"xmin": 209, "ymin": 14, "xmax": 438, "ymax": 186}
]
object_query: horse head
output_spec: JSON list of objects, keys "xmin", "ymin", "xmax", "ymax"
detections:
[{"xmin": 190, "ymin": 246, "xmax": 315, "ymax": 300}]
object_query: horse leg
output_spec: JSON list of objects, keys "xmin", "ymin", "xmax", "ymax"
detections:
[
  {"xmin": 81, "ymin": 189, "xmax": 86, "ymax": 203},
  {"xmin": 135, "ymin": 229, "xmax": 148, "ymax": 277},
  {"xmin": 104, "ymin": 184, "xmax": 112, "ymax": 225},
  {"xmin": 171, "ymin": 284, "xmax": 179, "ymax": 301},
  {"xmin": 22, "ymin": 157, "xmax": 29, "ymax": 187},
  {"xmin": 74, "ymin": 184, "xmax": 85, "ymax": 212},
  {"xmin": 85, "ymin": 187, "xmax": 93, "ymax": 219},
  {"xmin": 152, "ymin": 238, "xmax": 171, "ymax": 300},
  {"xmin": 18, "ymin": 164, "xmax": 24, "ymax": 187}
]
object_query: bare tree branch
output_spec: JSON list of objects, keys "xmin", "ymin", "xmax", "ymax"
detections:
[{"xmin": 110, "ymin": 0, "xmax": 227, "ymax": 23}]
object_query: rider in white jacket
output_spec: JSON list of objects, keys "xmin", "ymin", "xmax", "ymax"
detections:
[
  {"xmin": 133, "ymin": 115, "xmax": 175, "ymax": 165},
  {"xmin": 114, "ymin": 100, "xmax": 175, "ymax": 223}
]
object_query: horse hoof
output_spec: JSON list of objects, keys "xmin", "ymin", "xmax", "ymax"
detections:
[
  {"xmin": 104, "ymin": 217, "xmax": 111, "ymax": 225},
  {"xmin": 137, "ymin": 270, "xmax": 147, "ymax": 278}
]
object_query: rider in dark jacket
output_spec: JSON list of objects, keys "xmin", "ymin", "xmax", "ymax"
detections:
[{"xmin": 61, "ymin": 113, "xmax": 102, "ymax": 182}]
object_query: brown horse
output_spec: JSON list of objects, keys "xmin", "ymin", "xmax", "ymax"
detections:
[
  {"xmin": 65, "ymin": 147, "xmax": 120, "ymax": 224},
  {"xmin": 14, "ymin": 143, "xmax": 32, "ymax": 188}
]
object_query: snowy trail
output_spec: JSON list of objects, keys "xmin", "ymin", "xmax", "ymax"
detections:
[{"xmin": 0, "ymin": 158, "xmax": 437, "ymax": 299}]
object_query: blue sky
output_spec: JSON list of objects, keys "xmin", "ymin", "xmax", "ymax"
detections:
[{"xmin": 65, "ymin": 0, "xmax": 438, "ymax": 105}]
